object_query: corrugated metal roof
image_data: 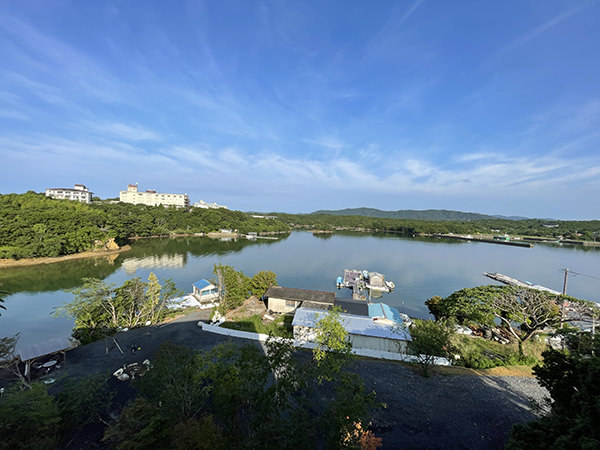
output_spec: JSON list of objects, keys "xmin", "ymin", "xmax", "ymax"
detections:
[
  {"xmin": 192, "ymin": 279, "xmax": 214, "ymax": 290},
  {"xmin": 369, "ymin": 303, "xmax": 408, "ymax": 325},
  {"xmin": 265, "ymin": 286, "xmax": 335, "ymax": 304},
  {"xmin": 292, "ymin": 308, "xmax": 411, "ymax": 341},
  {"xmin": 18, "ymin": 337, "xmax": 75, "ymax": 362}
]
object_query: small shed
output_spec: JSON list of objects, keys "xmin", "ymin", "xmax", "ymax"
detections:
[
  {"xmin": 18, "ymin": 337, "xmax": 77, "ymax": 381},
  {"xmin": 367, "ymin": 272, "xmax": 386, "ymax": 289},
  {"xmin": 292, "ymin": 307, "xmax": 411, "ymax": 353},
  {"xmin": 192, "ymin": 279, "xmax": 219, "ymax": 301},
  {"xmin": 265, "ymin": 286, "xmax": 335, "ymax": 314}
]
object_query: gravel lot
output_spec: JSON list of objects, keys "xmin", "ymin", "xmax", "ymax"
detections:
[{"xmin": 36, "ymin": 312, "xmax": 547, "ymax": 449}]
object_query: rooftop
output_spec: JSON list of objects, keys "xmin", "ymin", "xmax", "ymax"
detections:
[
  {"xmin": 265, "ymin": 286, "xmax": 335, "ymax": 304},
  {"xmin": 292, "ymin": 307, "xmax": 411, "ymax": 341},
  {"xmin": 18, "ymin": 337, "xmax": 76, "ymax": 362},
  {"xmin": 369, "ymin": 303, "xmax": 410, "ymax": 325},
  {"xmin": 192, "ymin": 279, "xmax": 215, "ymax": 290},
  {"xmin": 335, "ymin": 298, "xmax": 369, "ymax": 316}
]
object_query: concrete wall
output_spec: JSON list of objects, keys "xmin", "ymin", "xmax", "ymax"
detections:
[
  {"xmin": 350, "ymin": 334, "xmax": 408, "ymax": 353},
  {"xmin": 203, "ymin": 323, "xmax": 449, "ymax": 365}
]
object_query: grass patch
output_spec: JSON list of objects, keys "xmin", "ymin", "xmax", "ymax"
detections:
[
  {"xmin": 451, "ymin": 334, "xmax": 543, "ymax": 369},
  {"xmin": 221, "ymin": 314, "xmax": 293, "ymax": 338}
]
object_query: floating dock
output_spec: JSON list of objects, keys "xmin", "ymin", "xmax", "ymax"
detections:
[
  {"xmin": 483, "ymin": 272, "xmax": 561, "ymax": 295},
  {"xmin": 338, "ymin": 269, "xmax": 394, "ymax": 301}
]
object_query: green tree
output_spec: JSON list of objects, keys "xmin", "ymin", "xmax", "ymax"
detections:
[
  {"xmin": 213, "ymin": 264, "xmax": 250, "ymax": 313},
  {"xmin": 250, "ymin": 270, "xmax": 277, "ymax": 298},
  {"xmin": 0, "ymin": 383, "xmax": 60, "ymax": 450},
  {"xmin": 57, "ymin": 374, "xmax": 114, "ymax": 441},
  {"xmin": 507, "ymin": 334, "xmax": 600, "ymax": 449},
  {"xmin": 408, "ymin": 319, "xmax": 454, "ymax": 377},
  {"xmin": 56, "ymin": 274, "xmax": 182, "ymax": 343},
  {"xmin": 313, "ymin": 306, "xmax": 353, "ymax": 383},
  {"xmin": 105, "ymin": 339, "xmax": 380, "ymax": 449},
  {"xmin": 430, "ymin": 285, "xmax": 596, "ymax": 355}
]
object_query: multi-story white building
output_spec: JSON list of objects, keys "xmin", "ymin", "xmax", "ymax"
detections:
[
  {"xmin": 119, "ymin": 184, "xmax": 189, "ymax": 208},
  {"xmin": 192, "ymin": 200, "xmax": 228, "ymax": 210},
  {"xmin": 45, "ymin": 184, "xmax": 93, "ymax": 203}
]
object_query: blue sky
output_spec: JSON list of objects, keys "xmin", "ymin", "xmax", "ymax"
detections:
[{"xmin": 1, "ymin": 1, "xmax": 599, "ymax": 219}]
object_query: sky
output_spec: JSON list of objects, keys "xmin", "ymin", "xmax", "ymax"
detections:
[{"xmin": 1, "ymin": 1, "xmax": 599, "ymax": 219}]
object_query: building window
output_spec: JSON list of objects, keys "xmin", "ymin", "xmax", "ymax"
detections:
[{"xmin": 285, "ymin": 300, "xmax": 297, "ymax": 309}]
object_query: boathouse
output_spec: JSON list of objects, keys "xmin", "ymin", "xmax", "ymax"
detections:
[
  {"xmin": 292, "ymin": 307, "xmax": 411, "ymax": 353},
  {"xmin": 192, "ymin": 279, "xmax": 219, "ymax": 301},
  {"xmin": 264, "ymin": 286, "xmax": 335, "ymax": 314}
]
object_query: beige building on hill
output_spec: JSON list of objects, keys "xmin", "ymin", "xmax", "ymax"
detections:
[
  {"xmin": 119, "ymin": 184, "xmax": 189, "ymax": 208},
  {"xmin": 45, "ymin": 184, "xmax": 93, "ymax": 203}
]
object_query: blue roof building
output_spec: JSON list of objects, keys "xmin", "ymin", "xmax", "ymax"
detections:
[
  {"xmin": 192, "ymin": 279, "xmax": 219, "ymax": 300},
  {"xmin": 369, "ymin": 303, "xmax": 412, "ymax": 327}
]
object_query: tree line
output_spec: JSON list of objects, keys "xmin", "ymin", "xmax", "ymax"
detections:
[
  {"xmin": 0, "ymin": 192, "xmax": 290, "ymax": 259},
  {"xmin": 273, "ymin": 212, "xmax": 600, "ymax": 241}
]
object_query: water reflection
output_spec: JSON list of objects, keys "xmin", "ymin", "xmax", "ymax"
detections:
[{"xmin": 1, "ymin": 230, "xmax": 599, "ymax": 349}]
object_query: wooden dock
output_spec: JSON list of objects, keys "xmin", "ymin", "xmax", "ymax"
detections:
[{"xmin": 483, "ymin": 272, "xmax": 561, "ymax": 295}]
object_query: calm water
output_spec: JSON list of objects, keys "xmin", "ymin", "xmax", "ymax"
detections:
[{"xmin": 2, "ymin": 231, "xmax": 599, "ymax": 349}]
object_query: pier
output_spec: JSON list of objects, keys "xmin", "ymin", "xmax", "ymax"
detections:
[
  {"xmin": 483, "ymin": 272, "xmax": 561, "ymax": 295},
  {"xmin": 432, "ymin": 234, "xmax": 533, "ymax": 248}
]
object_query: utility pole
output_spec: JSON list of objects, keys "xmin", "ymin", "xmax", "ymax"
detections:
[
  {"xmin": 560, "ymin": 268, "xmax": 569, "ymax": 328},
  {"xmin": 562, "ymin": 268, "xmax": 569, "ymax": 295}
]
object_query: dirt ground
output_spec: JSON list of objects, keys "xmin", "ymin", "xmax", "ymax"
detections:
[
  {"xmin": 5, "ymin": 309, "xmax": 547, "ymax": 449},
  {"xmin": 0, "ymin": 246, "xmax": 131, "ymax": 267}
]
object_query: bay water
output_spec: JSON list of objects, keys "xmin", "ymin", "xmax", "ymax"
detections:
[{"xmin": 1, "ymin": 231, "xmax": 599, "ymax": 349}]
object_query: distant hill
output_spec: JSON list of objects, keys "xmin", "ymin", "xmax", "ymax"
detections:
[
  {"xmin": 492, "ymin": 214, "xmax": 530, "ymax": 221},
  {"xmin": 311, "ymin": 208, "xmax": 528, "ymax": 221}
]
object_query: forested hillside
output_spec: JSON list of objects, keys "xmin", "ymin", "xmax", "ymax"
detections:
[
  {"xmin": 0, "ymin": 192, "xmax": 290, "ymax": 259},
  {"xmin": 312, "ymin": 207, "xmax": 495, "ymax": 221},
  {"xmin": 273, "ymin": 212, "xmax": 600, "ymax": 241}
]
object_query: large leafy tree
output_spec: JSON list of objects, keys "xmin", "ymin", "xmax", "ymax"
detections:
[
  {"xmin": 249, "ymin": 270, "xmax": 277, "ymax": 298},
  {"xmin": 55, "ymin": 273, "xmax": 182, "ymax": 343},
  {"xmin": 507, "ymin": 332, "xmax": 600, "ymax": 449},
  {"xmin": 428, "ymin": 285, "xmax": 597, "ymax": 354},
  {"xmin": 213, "ymin": 264, "xmax": 250, "ymax": 313}
]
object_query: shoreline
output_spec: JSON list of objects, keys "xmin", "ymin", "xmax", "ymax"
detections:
[
  {"xmin": 0, "ymin": 245, "xmax": 132, "ymax": 268},
  {"xmin": 0, "ymin": 230, "xmax": 290, "ymax": 268}
]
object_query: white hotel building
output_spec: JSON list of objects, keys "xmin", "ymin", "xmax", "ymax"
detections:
[
  {"xmin": 45, "ymin": 184, "xmax": 93, "ymax": 203},
  {"xmin": 119, "ymin": 184, "xmax": 189, "ymax": 208}
]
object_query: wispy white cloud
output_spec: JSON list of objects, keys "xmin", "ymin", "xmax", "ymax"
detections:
[
  {"xmin": 303, "ymin": 135, "xmax": 345, "ymax": 152},
  {"xmin": 78, "ymin": 122, "xmax": 162, "ymax": 142},
  {"xmin": 499, "ymin": 4, "xmax": 590, "ymax": 53}
]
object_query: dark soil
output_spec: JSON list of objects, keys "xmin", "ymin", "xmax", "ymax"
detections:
[{"xmin": 5, "ymin": 309, "xmax": 547, "ymax": 449}]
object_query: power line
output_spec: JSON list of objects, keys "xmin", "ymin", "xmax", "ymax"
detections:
[{"xmin": 569, "ymin": 270, "xmax": 600, "ymax": 282}]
